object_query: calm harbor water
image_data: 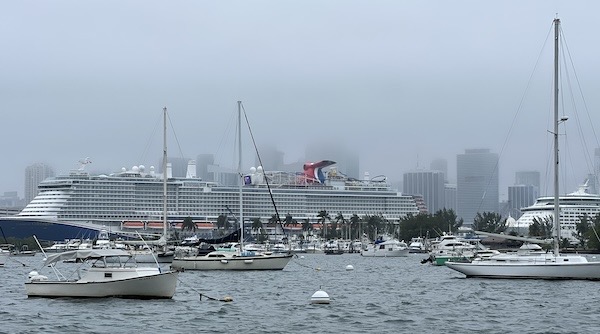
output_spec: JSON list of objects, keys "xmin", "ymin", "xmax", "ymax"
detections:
[{"xmin": 2, "ymin": 253, "xmax": 600, "ymax": 334}]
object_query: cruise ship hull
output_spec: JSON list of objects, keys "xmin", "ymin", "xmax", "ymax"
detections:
[{"xmin": 0, "ymin": 217, "xmax": 100, "ymax": 241}]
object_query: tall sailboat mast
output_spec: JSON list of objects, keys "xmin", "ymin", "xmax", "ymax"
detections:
[
  {"xmin": 163, "ymin": 107, "xmax": 168, "ymax": 241},
  {"xmin": 238, "ymin": 101, "xmax": 243, "ymax": 251},
  {"xmin": 553, "ymin": 18, "xmax": 560, "ymax": 256}
]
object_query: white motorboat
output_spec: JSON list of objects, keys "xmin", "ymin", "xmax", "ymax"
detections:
[
  {"xmin": 408, "ymin": 237, "xmax": 426, "ymax": 253},
  {"xmin": 25, "ymin": 248, "xmax": 178, "ymax": 298},
  {"xmin": 171, "ymin": 102, "xmax": 293, "ymax": 271},
  {"xmin": 424, "ymin": 234, "xmax": 476, "ymax": 265},
  {"xmin": 1, "ymin": 244, "xmax": 37, "ymax": 257},
  {"xmin": 361, "ymin": 239, "xmax": 409, "ymax": 257},
  {"xmin": 445, "ymin": 19, "xmax": 600, "ymax": 280}
]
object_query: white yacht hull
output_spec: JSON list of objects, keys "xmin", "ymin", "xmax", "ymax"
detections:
[
  {"xmin": 26, "ymin": 268, "xmax": 179, "ymax": 298},
  {"xmin": 172, "ymin": 252, "xmax": 293, "ymax": 270},
  {"xmin": 446, "ymin": 258, "xmax": 600, "ymax": 280}
]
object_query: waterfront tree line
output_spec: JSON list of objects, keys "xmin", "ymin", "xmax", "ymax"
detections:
[
  {"xmin": 185, "ymin": 208, "xmax": 600, "ymax": 251},
  {"xmin": 8, "ymin": 209, "xmax": 600, "ymax": 251}
]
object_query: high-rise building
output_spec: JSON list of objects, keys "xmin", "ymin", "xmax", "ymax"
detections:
[
  {"xmin": 25, "ymin": 163, "xmax": 55, "ymax": 204},
  {"xmin": 587, "ymin": 173, "xmax": 598, "ymax": 195},
  {"xmin": 254, "ymin": 145, "xmax": 285, "ymax": 171},
  {"xmin": 456, "ymin": 149, "xmax": 499, "ymax": 226},
  {"xmin": 403, "ymin": 170, "xmax": 445, "ymax": 214},
  {"xmin": 430, "ymin": 158, "xmax": 448, "ymax": 182},
  {"xmin": 515, "ymin": 171, "xmax": 540, "ymax": 189},
  {"xmin": 444, "ymin": 184, "xmax": 457, "ymax": 212},
  {"xmin": 510, "ymin": 171, "xmax": 540, "ymax": 218},
  {"xmin": 507, "ymin": 184, "xmax": 538, "ymax": 218},
  {"xmin": 0, "ymin": 191, "xmax": 25, "ymax": 209},
  {"xmin": 196, "ymin": 154, "xmax": 215, "ymax": 181}
]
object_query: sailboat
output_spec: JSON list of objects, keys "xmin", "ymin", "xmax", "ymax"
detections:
[
  {"xmin": 171, "ymin": 101, "xmax": 293, "ymax": 270},
  {"xmin": 445, "ymin": 18, "xmax": 600, "ymax": 280},
  {"xmin": 128, "ymin": 107, "xmax": 174, "ymax": 263}
]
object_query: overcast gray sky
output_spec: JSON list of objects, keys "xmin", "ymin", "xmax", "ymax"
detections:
[{"xmin": 2, "ymin": 1, "xmax": 600, "ymax": 200}]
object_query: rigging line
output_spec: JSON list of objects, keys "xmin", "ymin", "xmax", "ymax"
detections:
[
  {"xmin": 138, "ymin": 110, "xmax": 162, "ymax": 165},
  {"xmin": 556, "ymin": 31, "xmax": 593, "ymax": 189},
  {"xmin": 543, "ymin": 77, "xmax": 555, "ymax": 197},
  {"xmin": 240, "ymin": 103, "xmax": 289, "ymax": 240},
  {"xmin": 591, "ymin": 224, "xmax": 600, "ymax": 244},
  {"xmin": 558, "ymin": 55, "xmax": 577, "ymax": 191},
  {"xmin": 563, "ymin": 133, "xmax": 576, "ymax": 194},
  {"xmin": 560, "ymin": 27, "xmax": 600, "ymax": 155},
  {"xmin": 166, "ymin": 111, "xmax": 187, "ymax": 162},
  {"xmin": 476, "ymin": 22, "xmax": 554, "ymax": 216},
  {"xmin": 213, "ymin": 108, "xmax": 237, "ymax": 169}
]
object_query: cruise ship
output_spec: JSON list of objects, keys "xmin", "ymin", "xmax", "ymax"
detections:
[
  {"xmin": 510, "ymin": 182, "xmax": 600, "ymax": 243},
  {"xmin": 0, "ymin": 159, "xmax": 419, "ymax": 241}
]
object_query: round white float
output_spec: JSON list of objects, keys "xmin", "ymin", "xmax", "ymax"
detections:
[{"xmin": 310, "ymin": 290, "xmax": 330, "ymax": 304}]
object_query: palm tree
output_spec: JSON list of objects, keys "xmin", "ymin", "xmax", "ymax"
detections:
[
  {"xmin": 216, "ymin": 214, "xmax": 228, "ymax": 230},
  {"xmin": 251, "ymin": 217, "xmax": 263, "ymax": 239},
  {"xmin": 217, "ymin": 214, "xmax": 229, "ymax": 234},
  {"xmin": 181, "ymin": 216, "xmax": 196, "ymax": 232},
  {"xmin": 282, "ymin": 213, "xmax": 294, "ymax": 236},
  {"xmin": 350, "ymin": 214, "xmax": 361, "ymax": 240},
  {"xmin": 301, "ymin": 218, "xmax": 313, "ymax": 241},
  {"xmin": 335, "ymin": 212, "xmax": 348, "ymax": 239},
  {"xmin": 317, "ymin": 210, "xmax": 331, "ymax": 239},
  {"xmin": 268, "ymin": 214, "xmax": 280, "ymax": 240},
  {"xmin": 284, "ymin": 213, "xmax": 294, "ymax": 227}
]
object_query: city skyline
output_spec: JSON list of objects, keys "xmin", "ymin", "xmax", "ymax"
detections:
[
  {"xmin": 2, "ymin": 2, "xmax": 599, "ymax": 202},
  {"xmin": 8, "ymin": 144, "xmax": 596, "ymax": 204}
]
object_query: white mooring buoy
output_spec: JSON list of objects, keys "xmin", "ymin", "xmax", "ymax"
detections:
[
  {"xmin": 310, "ymin": 289, "xmax": 331, "ymax": 304},
  {"xmin": 345, "ymin": 264, "xmax": 354, "ymax": 271}
]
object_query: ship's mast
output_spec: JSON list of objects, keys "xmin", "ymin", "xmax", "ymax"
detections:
[
  {"xmin": 238, "ymin": 101, "xmax": 244, "ymax": 251},
  {"xmin": 553, "ymin": 18, "xmax": 560, "ymax": 256},
  {"xmin": 163, "ymin": 107, "xmax": 168, "ymax": 242}
]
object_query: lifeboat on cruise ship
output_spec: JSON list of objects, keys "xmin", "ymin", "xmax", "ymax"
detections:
[
  {"xmin": 122, "ymin": 221, "xmax": 145, "ymax": 229},
  {"xmin": 147, "ymin": 221, "xmax": 166, "ymax": 229},
  {"xmin": 172, "ymin": 222, "xmax": 215, "ymax": 230}
]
